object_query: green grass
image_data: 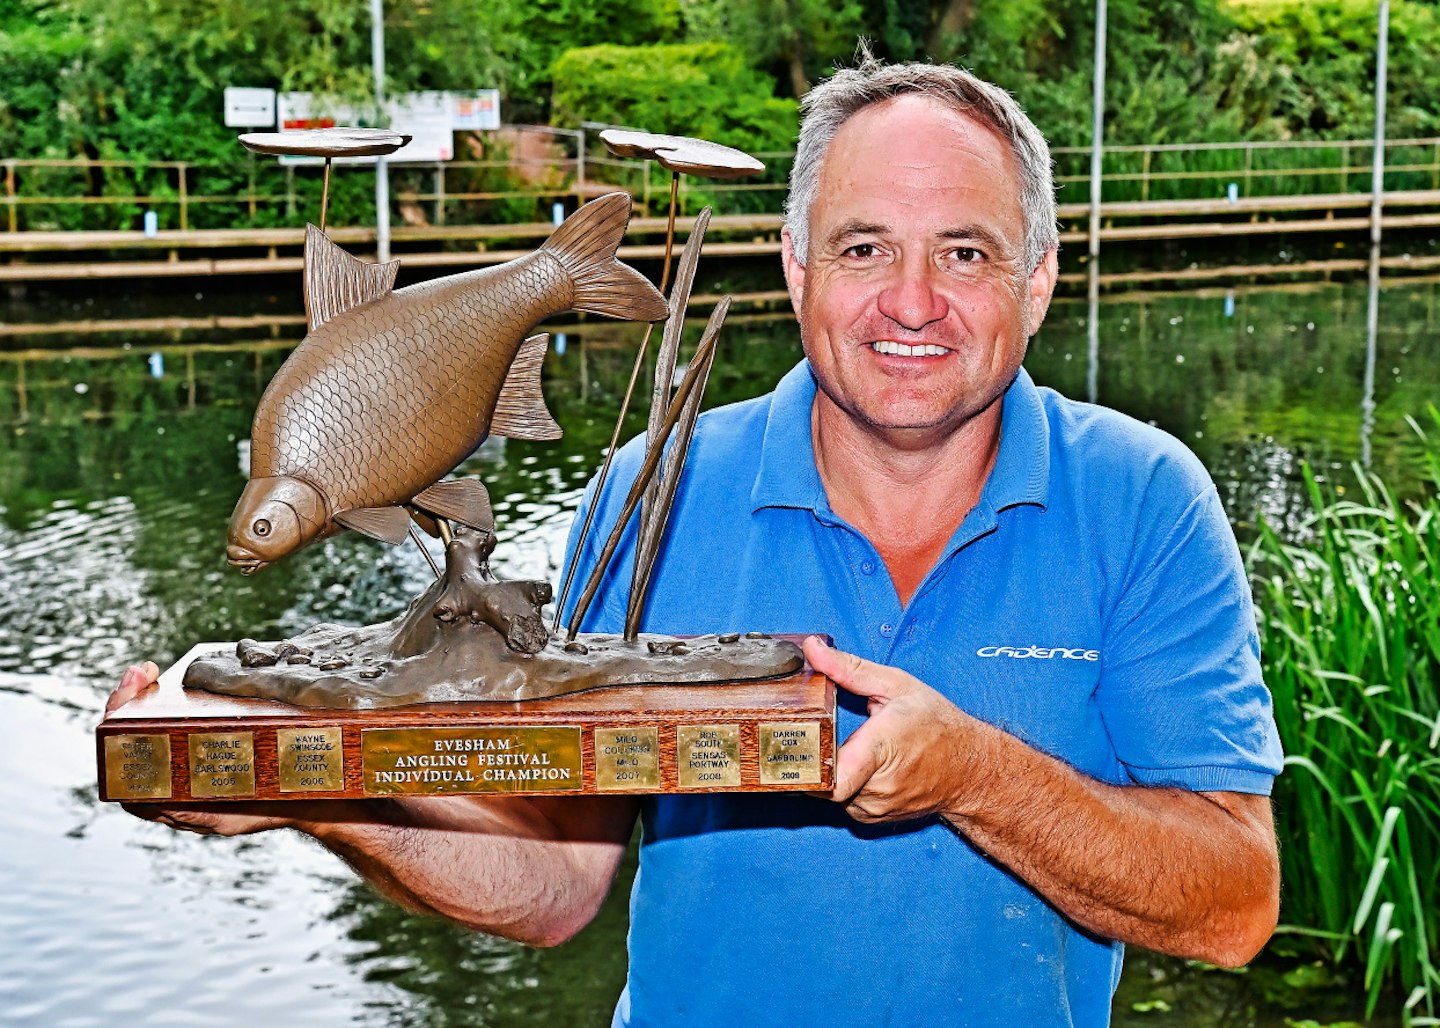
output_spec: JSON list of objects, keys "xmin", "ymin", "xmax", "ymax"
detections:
[{"xmin": 1248, "ymin": 408, "xmax": 1440, "ymax": 1025}]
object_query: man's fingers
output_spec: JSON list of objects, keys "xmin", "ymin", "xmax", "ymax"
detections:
[
  {"xmin": 831, "ymin": 721, "xmax": 884, "ymax": 803},
  {"xmin": 106, "ymin": 660, "xmax": 161, "ymax": 714},
  {"xmin": 802, "ymin": 636, "xmax": 915, "ymax": 700}
]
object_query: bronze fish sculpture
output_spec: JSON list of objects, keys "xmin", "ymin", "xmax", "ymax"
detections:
[{"xmin": 227, "ymin": 191, "xmax": 667, "ymax": 574}]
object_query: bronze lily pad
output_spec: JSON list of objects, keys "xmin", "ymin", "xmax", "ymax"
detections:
[
  {"xmin": 239, "ymin": 128, "xmax": 414, "ymax": 159},
  {"xmin": 599, "ymin": 129, "xmax": 765, "ymax": 180}
]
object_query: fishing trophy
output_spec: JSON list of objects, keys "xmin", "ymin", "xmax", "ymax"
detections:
[{"xmin": 97, "ymin": 128, "xmax": 835, "ymax": 803}]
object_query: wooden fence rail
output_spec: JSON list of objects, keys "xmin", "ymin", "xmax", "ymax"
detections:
[{"xmin": 6, "ymin": 134, "xmax": 1440, "ymax": 234}]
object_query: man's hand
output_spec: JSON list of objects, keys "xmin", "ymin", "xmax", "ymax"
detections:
[
  {"xmin": 106, "ymin": 661, "xmax": 293, "ymax": 837},
  {"xmin": 802, "ymin": 635, "xmax": 1278, "ymax": 966},
  {"xmin": 106, "ymin": 660, "xmax": 161, "ymax": 714},
  {"xmin": 104, "ymin": 660, "xmax": 638, "ymax": 945},
  {"xmin": 803, "ymin": 635, "xmax": 985, "ymax": 823}
]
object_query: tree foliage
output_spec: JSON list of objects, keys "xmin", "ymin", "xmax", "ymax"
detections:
[
  {"xmin": 1227, "ymin": 0, "xmax": 1440, "ymax": 138},
  {"xmin": 551, "ymin": 41, "xmax": 796, "ymax": 151},
  {"xmin": 3, "ymin": 0, "xmax": 1437, "ymax": 228},
  {"xmin": 682, "ymin": 0, "xmax": 866, "ymax": 97}
]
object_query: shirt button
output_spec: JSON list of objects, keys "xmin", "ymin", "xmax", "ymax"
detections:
[
  {"xmin": 880, "ymin": 623, "xmax": 894, "ymax": 637},
  {"xmin": 860, "ymin": 560, "xmax": 875, "ymax": 576}
]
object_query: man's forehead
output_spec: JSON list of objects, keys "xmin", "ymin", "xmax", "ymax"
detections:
[
  {"xmin": 814, "ymin": 95, "xmax": 1023, "ymax": 234},
  {"xmin": 827, "ymin": 96, "xmax": 1016, "ymax": 178}
]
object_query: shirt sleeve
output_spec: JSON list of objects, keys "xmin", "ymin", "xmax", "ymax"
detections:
[{"xmin": 1095, "ymin": 484, "xmax": 1284, "ymax": 795}]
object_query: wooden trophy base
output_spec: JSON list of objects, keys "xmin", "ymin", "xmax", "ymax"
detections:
[{"xmin": 97, "ymin": 639, "xmax": 836, "ymax": 802}]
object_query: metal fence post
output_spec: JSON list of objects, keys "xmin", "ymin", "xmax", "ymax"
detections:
[
  {"xmin": 1371, "ymin": 0, "xmax": 1390, "ymax": 247},
  {"xmin": 1088, "ymin": 0, "xmax": 1107, "ymax": 261}
]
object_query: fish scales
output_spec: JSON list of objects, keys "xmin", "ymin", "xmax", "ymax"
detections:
[
  {"xmin": 227, "ymin": 191, "xmax": 666, "ymax": 573},
  {"xmin": 252, "ymin": 253, "xmax": 568, "ymax": 514}
]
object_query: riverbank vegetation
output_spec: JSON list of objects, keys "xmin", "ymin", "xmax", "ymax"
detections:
[
  {"xmin": 1250, "ymin": 411, "xmax": 1440, "ymax": 1024},
  {"xmin": 5, "ymin": 0, "xmax": 1440, "ymax": 229}
]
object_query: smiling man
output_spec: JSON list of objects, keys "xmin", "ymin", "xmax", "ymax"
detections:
[
  {"xmin": 563, "ymin": 54, "xmax": 1283, "ymax": 1024},
  {"xmin": 111, "ymin": 54, "xmax": 1282, "ymax": 1027}
]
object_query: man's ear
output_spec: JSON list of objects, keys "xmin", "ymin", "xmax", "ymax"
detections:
[
  {"xmin": 781, "ymin": 226, "xmax": 806, "ymax": 316},
  {"xmin": 1025, "ymin": 247, "xmax": 1060, "ymax": 337}
]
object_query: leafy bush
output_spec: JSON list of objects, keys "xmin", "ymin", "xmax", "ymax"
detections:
[
  {"xmin": 551, "ymin": 41, "xmax": 797, "ymax": 213},
  {"xmin": 1226, "ymin": 0, "xmax": 1440, "ymax": 139}
]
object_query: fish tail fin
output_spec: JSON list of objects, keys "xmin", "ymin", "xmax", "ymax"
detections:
[{"xmin": 542, "ymin": 192, "xmax": 668, "ymax": 322}]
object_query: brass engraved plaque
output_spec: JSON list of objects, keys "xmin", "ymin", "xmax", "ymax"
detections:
[
  {"xmin": 362, "ymin": 726, "xmax": 583, "ymax": 795},
  {"xmin": 676, "ymin": 724, "xmax": 742, "ymax": 789},
  {"xmin": 104, "ymin": 734, "xmax": 172, "ymax": 800},
  {"xmin": 758, "ymin": 721, "xmax": 822, "ymax": 786},
  {"xmin": 189, "ymin": 732, "xmax": 257, "ymax": 798},
  {"xmin": 277, "ymin": 727, "xmax": 344, "ymax": 792},
  {"xmin": 594, "ymin": 726, "xmax": 660, "ymax": 791}
]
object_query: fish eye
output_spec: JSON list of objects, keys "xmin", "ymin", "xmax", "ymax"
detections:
[{"xmin": 253, "ymin": 518, "xmax": 271, "ymax": 537}]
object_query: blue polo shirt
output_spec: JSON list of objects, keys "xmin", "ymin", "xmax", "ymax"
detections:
[{"xmin": 561, "ymin": 360, "xmax": 1282, "ymax": 1027}]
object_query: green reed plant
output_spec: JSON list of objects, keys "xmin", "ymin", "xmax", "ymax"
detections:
[{"xmin": 1249, "ymin": 408, "xmax": 1440, "ymax": 1024}]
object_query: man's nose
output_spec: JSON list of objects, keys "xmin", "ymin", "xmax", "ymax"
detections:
[{"xmin": 875, "ymin": 256, "xmax": 948, "ymax": 331}]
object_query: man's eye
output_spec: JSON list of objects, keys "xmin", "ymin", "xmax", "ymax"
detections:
[
  {"xmin": 844, "ymin": 243, "xmax": 878, "ymax": 259},
  {"xmin": 951, "ymin": 247, "xmax": 983, "ymax": 263}
]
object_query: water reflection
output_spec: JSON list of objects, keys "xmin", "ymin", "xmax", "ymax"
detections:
[
  {"xmin": 1, "ymin": 278, "xmax": 1438, "ymax": 1025},
  {"xmin": 1362, "ymin": 245, "xmax": 1381, "ymax": 469}
]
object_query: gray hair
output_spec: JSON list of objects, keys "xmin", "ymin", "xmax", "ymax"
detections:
[{"xmin": 784, "ymin": 50, "xmax": 1059, "ymax": 274}]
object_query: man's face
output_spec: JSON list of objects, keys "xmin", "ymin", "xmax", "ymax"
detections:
[{"xmin": 783, "ymin": 95, "xmax": 1057, "ymax": 446}]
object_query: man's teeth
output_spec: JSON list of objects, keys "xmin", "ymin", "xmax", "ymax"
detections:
[{"xmin": 869, "ymin": 341, "xmax": 948, "ymax": 357}]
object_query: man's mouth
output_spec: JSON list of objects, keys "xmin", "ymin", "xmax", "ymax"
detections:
[{"xmin": 868, "ymin": 341, "xmax": 950, "ymax": 357}]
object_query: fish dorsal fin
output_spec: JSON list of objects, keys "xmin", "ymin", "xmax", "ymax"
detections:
[
  {"xmin": 413, "ymin": 478, "xmax": 494, "ymax": 533},
  {"xmin": 491, "ymin": 334, "xmax": 562, "ymax": 441},
  {"xmin": 334, "ymin": 504, "xmax": 411, "ymax": 545},
  {"xmin": 303, "ymin": 224, "xmax": 400, "ymax": 332}
]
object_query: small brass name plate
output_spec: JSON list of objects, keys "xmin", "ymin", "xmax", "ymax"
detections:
[
  {"xmin": 594, "ymin": 726, "xmax": 660, "ymax": 791},
  {"xmin": 362, "ymin": 726, "xmax": 583, "ymax": 795},
  {"xmin": 104, "ymin": 734, "xmax": 172, "ymax": 800},
  {"xmin": 677, "ymin": 724, "xmax": 742, "ymax": 789},
  {"xmin": 189, "ymin": 732, "xmax": 257, "ymax": 798},
  {"xmin": 277, "ymin": 727, "xmax": 345, "ymax": 792},
  {"xmin": 758, "ymin": 722, "xmax": 822, "ymax": 785}
]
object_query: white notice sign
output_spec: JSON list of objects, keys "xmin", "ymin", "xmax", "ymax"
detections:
[
  {"xmin": 451, "ymin": 90, "xmax": 501, "ymax": 131},
  {"xmin": 275, "ymin": 91, "xmax": 457, "ymax": 164},
  {"xmin": 224, "ymin": 87, "xmax": 276, "ymax": 128}
]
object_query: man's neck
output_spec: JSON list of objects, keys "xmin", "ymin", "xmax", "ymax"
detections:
[{"xmin": 811, "ymin": 395, "xmax": 1003, "ymax": 606}]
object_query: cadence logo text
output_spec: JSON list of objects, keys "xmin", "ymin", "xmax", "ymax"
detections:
[{"xmin": 976, "ymin": 645, "xmax": 1099, "ymax": 661}]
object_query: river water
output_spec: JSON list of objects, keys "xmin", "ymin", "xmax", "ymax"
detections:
[{"xmin": 2, "ymin": 274, "xmax": 1436, "ymax": 1025}]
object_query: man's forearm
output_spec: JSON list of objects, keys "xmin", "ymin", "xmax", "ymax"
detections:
[
  {"xmin": 293, "ymin": 795, "xmax": 639, "ymax": 947},
  {"xmin": 808, "ymin": 637, "xmax": 1279, "ymax": 966},
  {"xmin": 943, "ymin": 724, "xmax": 1278, "ymax": 966}
]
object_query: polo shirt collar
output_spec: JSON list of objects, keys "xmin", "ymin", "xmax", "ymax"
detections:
[
  {"xmin": 749, "ymin": 360, "xmax": 1051, "ymax": 516},
  {"xmin": 750, "ymin": 360, "xmax": 828, "ymax": 513}
]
